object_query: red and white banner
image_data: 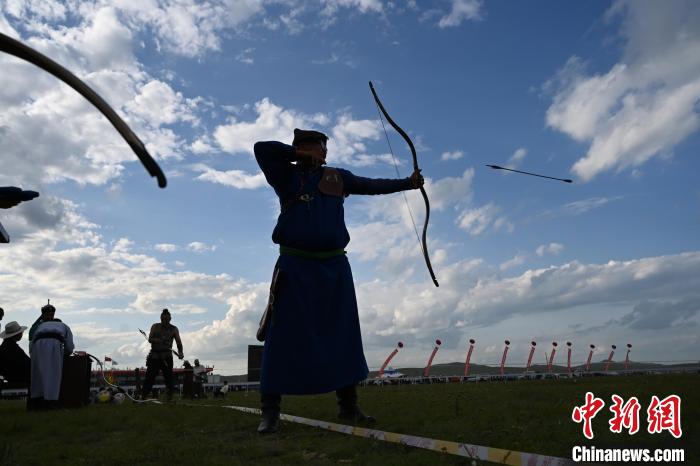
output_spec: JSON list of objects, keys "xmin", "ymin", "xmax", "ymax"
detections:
[
  {"xmin": 604, "ymin": 345, "xmax": 617, "ymax": 373},
  {"xmin": 525, "ymin": 341, "xmax": 537, "ymax": 372},
  {"xmin": 379, "ymin": 342, "xmax": 403, "ymax": 377},
  {"xmin": 547, "ymin": 342, "xmax": 558, "ymax": 373},
  {"xmin": 499, "ymin": 340, "xmax": 510, "ymax": 376},
  {"xmin": 463, "ymin": 338, "xmax": 475, "ymax": 376},
  {"xmin": 586, "ymin": 344, "xmax": 595, "ymax": 372},
  {"xmin": 423, "ymin": 339, "xmax": 442, "ymax": 377}
]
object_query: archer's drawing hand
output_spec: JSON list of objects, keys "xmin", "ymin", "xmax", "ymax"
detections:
[{"xmin": 409, "ymin": 169, "xmax": 424, "ymax": 189}]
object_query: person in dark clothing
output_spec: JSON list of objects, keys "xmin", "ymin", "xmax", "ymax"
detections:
[
  {"xmin": 0, "ymin": 321, "xmax": 31, "ymax": 386},
  {"xmin": 29, "ymin": 303, "xmax": 74, "ymax": 406},
  {"xmin": 181, "ymin": 360, "xmax": 194, "ymax": 399},
  {"xmin": 254, "ymin": 128, "xmax": 424, "ymax": 433},
  {"xmin": 27, "ymin": 301, "xmax": 47, "ymax": 349},
  {"xmin": 141, "ymin": 309, "xmax": 184, "ymax": 401}
]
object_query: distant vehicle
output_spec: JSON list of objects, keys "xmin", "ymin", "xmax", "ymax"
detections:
[
  {"xmin": 374, "ymin": 367, "xmax": 405, "ymax": 385},
  {"xmin": 380, "ymin": 367, "xmax": 405, "ymax": 379}
]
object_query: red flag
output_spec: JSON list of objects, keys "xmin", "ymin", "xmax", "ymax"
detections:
[{"xmin": 104, "ymin": 356, "xmax": 112, "ymax": 362}]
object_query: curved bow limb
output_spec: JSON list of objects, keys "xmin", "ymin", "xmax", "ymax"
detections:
[
  {"xmin": 0, "ymin": 32, "xmax": 167, "ymax": 188},
  {"xmin": 369, "ymin": 81, "xmax": 438, "ymax": 287}
]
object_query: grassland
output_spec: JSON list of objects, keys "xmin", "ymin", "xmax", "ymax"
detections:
[{"xmin": 1, "ymin": 373, "xmax": 696, "ymax": 465}]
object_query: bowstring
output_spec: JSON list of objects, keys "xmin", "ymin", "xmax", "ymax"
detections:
[{"xmin": 372, "ymin": 99, "xmax": 424, "ymax": 255}]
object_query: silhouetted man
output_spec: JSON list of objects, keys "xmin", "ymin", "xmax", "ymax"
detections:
[
  {"xmin": 254, "ymin": 128, "xmax": 424, "ymax": 433},
  {"xmin": 141, "ymin": 309, "xmax": 184, "ymax": 401}
]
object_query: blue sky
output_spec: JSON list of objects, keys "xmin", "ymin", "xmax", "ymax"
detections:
[{"xmin": 1, "ymin": 0, "xmax": 699, "ymax": 374}]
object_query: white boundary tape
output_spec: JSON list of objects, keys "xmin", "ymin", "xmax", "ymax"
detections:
[{"xmin": 225, "ymin": 405, "xmax": 573, "ymax": 466}]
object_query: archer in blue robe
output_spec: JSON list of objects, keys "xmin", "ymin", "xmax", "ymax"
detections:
[{"xmin": 255, "ymin": 138, "xmax": 419, "ymax": 396}]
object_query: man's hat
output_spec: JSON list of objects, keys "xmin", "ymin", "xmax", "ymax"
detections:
[
  {"xmin": 292, "ymin": 128, "xmax": 328, "ymax": 146},
  {"xmin": 0, "ymin": 321, "xmax": 27, "ymax": 339}
]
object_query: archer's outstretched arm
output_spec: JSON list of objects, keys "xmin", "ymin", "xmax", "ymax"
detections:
[{"xmin": 342, "ymin": 168, "xmax": 422, "ymax": 195}]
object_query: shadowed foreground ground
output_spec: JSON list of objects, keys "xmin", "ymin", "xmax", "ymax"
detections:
[{"xmin": 1, "ymin": 374, "xmax": 696, "ymax": 465}]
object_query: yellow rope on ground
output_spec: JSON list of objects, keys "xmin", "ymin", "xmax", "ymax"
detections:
[{"xmin": 224, "ymin": 405, "xmax": 573, "ymax": 466}]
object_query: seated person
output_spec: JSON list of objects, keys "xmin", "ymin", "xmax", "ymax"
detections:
[
  {"xmin": 214, "ymin": 381, "xmax": 229, "ymax": 398},
  {"xmin": 0, "ymin": 321, "xmax": 31, "ymax": 387}
]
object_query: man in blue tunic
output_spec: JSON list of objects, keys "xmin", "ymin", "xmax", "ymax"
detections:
[{"xmin": 254, "ymin": 128, "xmax": 423, "ymax": 433}]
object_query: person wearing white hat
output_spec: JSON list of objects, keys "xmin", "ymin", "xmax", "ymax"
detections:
[
  {"xmin": 29, "ymin": 302, "xmax": 74, "ymax": 407},
  {"xmin": 0, "ymin": 320, "xmax": 30, "ymax": 386}
]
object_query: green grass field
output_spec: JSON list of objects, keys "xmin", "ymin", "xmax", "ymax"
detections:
[{"xmin": 1, "ymin": 373, "xmax": 696, "ymax": 465}]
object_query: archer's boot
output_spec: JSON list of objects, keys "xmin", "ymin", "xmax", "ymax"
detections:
[
  {"xmin": 257, "ymin": 393, "xmax": 281, "ymax": 434},
  {"xmin": 336, "ymin": 385, "xmax": 376, "ymax": 425}
]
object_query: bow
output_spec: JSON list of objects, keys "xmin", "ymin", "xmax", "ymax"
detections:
[
  {"xmin": 369, "ymin": 81, "xmax": 438, "ymax": 287},
  {"xmin": 0, "ymin": 32, "xmax": 167, "ymax": 188},
  {"xmin": 139, "ymin": 328, "xmax": 179, "ymax": 357}
]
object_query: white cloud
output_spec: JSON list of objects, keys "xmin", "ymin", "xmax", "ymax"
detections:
[
  {"xmin": 155, "ymin": 243, "xmax": 178, "ymax": 253},
  {"xmin": 545, "ymin": 1, "xmax": 700, "ymax": 181},
  {"xmin": 213, "ymin": 98, "xmax": 328, "ymax": 155},
  {"xmin": 329, "ymin": 114, "xmax": 392, "ymax": 166},
  {"xmin": 190, "ymin": 138, "xmax": 217, "ymax": 154},
  {"xmin": 348, "ymin": 222, "xmax": 408, "ymax": 261},
  {"xmin": 441, "ymin": 150, "xmax": 464, "ymax": 161},
  {"xmin": 0, "ymin": 6, "xmax": 201, "ymax": 188},
  {"xmin": 457, "ymin": 202, "xmax": 511, "ymax": 236},
  {"xmin": 71, "ymin": 322, "xmax": 137, "ymax": 348},
  {"xmin": 500, "ymin": 253, "xmax": 526, "ymax": 271},
  {"xmin": 236, "ymin": 47, "xmax": 255, "ymax": 64},
  {"xmin": 507, "ymin": 148, "xmax": 526, "ymax": 168},
  {"xmin": 3, "ymin": 0, "xmax": 67, "ymax": 21},
  {"xmin": 364, "ymin": 169, "xmax": 474, "ymax": 227},
  {"xmin": 345, "ymin": 169, "xmax": 473, "ymax": 278},
  {"xmin": 311, "ymin": 53, "xmax": 339, "ymax": 65},
  {"xmin": 187, "ymin": 241, "xmax": 217, "ymax": 253},
  {"xmin": 211, "ymin": 99, "xmax": 399, "ymax": 167},
  {"xmin": 457, "ymin": 205, "xmax": 488, "ymax": 235},
  {"xmin": 438, "ymin": 0, "xmax": 483, "ymax": 28},
  {"xmin": 320, "ymin": 0, "xmax": 383, "ymax": 19},
  {"xmin": 536, "ymin": 243, "xmax": 564, "ymax": 257},
  {"xmin": 460, "ymin": 252, "xmax": 700, "ymax": 327},
  {"xmin": 105, "ymin": 0, "xmax": 265, "ymax": 58},
  {"xmin": 125, "ymin": 80, "xmax": 201, "ymax": 127},
  {"xmin": 562, "ymin": 197, "xmax": 620, "ymax": 215},
  {"xmin": 192, "ymin": 163, "xmax": 267, "ymax": 189}
]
